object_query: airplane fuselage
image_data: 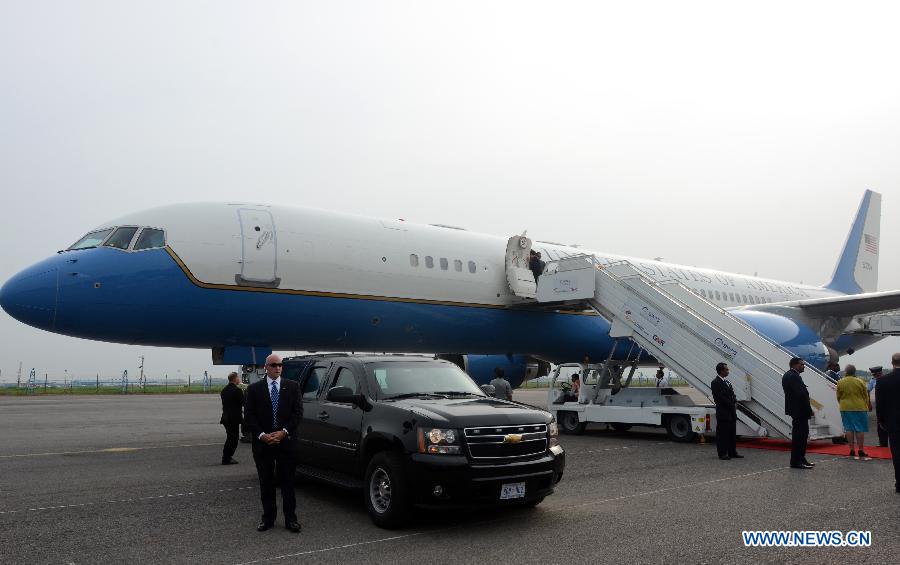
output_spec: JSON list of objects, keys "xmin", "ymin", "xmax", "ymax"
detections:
[{"xmin": 0, "ymin": 202, "xmax": 882, "ymax": 368}]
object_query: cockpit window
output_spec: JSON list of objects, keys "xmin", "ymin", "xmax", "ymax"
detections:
[
  {"xmin": 103, "ymin": 227, "xmax": 139, "ymax": 250},
  {"xmin": 68, "ymin": 229, "xmax": 114, "ymax": 250},
  {"xmin": 133, "ymin": 228, "xmax": 166, "ymax": 250}
]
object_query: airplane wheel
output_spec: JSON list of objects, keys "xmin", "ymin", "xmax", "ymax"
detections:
[
  {"xmin": 665, "ymin": 414, "xmax": 696, "ymax": 443},
  {"xmin": 559, "ymin": 411, "xmax": 585, "ymax": 435}
]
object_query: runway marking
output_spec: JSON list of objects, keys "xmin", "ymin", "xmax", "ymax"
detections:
[
  {"xmin": 0, "ymin": 486, "xmax": 255, "ymax": 516},
  {"xmin": 233, "ymin": 533, "xmax": 429, "ymax": 565},
  {"xmin": 233, "ymin": 457, "xmax": 845, "ymax": 564},
  {"xmin": 800, "ymin": 501, "xmax": 849, "ymax": 512},
  {"xmin": 573, "ymin": 441, "xmax": 668, "ymax": 455},
  {"xmin": 0, "ymin": 442, "xmax": 220, "ymax": 459},
  {"xmin": 566, "ymin": 461, "xmax": 828, "ymax": 512}
]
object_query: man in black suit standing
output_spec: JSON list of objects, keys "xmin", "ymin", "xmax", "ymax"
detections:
[
  {"xmin": 875, "ymin": 353, "xmax": 900, "ymax": 493},
  {"xmin": 220, "ymin": 371, "xmax": 244, "ymax": 465},
  {"xmin": 244, "ymin": 353, "xmax": 302, "ymax": 533},
  {"xmin": 782, "ymin": 357, "xmax": 815, "ymax": 470},
  {"xmin": 711, "ymin": 362, "xmax": 743, "ymax": 460}
]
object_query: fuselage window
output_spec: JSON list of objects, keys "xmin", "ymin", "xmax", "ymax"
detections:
[
  {"xmin": 133, "ymin": 228, "xmax": 166, "ymax": 251},
  {"xmin": 468, "ymin": 261, "xmax": 476, "ymax": 274},
  {"xmin": 700, "ymin": 289, "xmax": 706, "ymax": 298},
  {"xmin": 741, "ymin": 294, "xmax": 747, "ymax": 304},
  {"xmin": 425, "ymin": 256, "xmax": 434, "ymax": 269},
  {"xmin": 409, "ymin": 254, "xmax": 419, "ymax": 267},
  {"xmin": 103, "ymin": 227, "xmax": 139, "ymax": 250},
  {"xmin": 728, "ymin": 292, "xmax": 735, "ymax": 302},
  {"xmin": 714, "ymin": 290, "xmax": 721, "ymax": 300},
  {"xmin": 440, "ymin": 258, "xmax": 448, "ymax": 270},
  {"xmin": 68, "ymin": 228, "xmax": 114, "ymax": 250},
  {"xmin": 454, "ymin": 259, "xmax": 462, "ymax": 272}
]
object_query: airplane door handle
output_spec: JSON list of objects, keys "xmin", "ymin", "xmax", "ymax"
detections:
[{"xmin": 318, "ymin": 411, "xmax": 329, "ymax": 421}]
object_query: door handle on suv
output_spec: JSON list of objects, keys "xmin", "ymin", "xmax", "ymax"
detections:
[{"xmin": 318, "ymin": 411, "xmax": 330, "ymax": 421}]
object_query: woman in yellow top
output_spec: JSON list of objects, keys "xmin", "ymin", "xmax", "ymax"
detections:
[{"xmin": 835, "ymin": 364, "xmax": 871, "ymax": 459}]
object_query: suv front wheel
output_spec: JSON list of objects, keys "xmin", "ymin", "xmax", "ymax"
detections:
[{"xmin": 365, "ymin": 452, "xmax": 411, "ymax": 529}]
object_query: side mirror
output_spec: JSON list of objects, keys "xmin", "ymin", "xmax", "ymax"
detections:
[
  {"xmin": 480, "ymin": 384, "xmax": 496, "ymax": 396},
  {"xmin": 326, "ymin": 386, "xmax": 369, "ymax": 409}
]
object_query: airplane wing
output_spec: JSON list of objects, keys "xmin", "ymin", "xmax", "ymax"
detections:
[{"xmin": 762, "ymin": 289, "xmax": 900, "ymax": 319}]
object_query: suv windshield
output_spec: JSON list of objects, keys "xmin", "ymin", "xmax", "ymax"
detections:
[{"xmin": 368, "ymin": 362, "xmax": 485, "ymax": 399}]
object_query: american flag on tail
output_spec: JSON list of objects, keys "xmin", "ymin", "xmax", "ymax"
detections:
[{"xmin": 864, "ymin": 233, "xmax": 878, "ymax": 254}]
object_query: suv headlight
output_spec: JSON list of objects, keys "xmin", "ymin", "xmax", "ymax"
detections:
[
  {"xmin": 417, "ymin": 427, "xmax": 462, "ymax": 455},
  {"xmin": 548, "ymin": 419, "xmax": 560, "ymax": 448}
]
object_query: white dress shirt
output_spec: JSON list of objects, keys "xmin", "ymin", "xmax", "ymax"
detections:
[{"xmin": 258, "ymin": 376, "xmax": 289, "ymax": 440}]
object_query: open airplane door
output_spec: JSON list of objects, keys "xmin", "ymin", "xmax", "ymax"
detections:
[
  {"xmin": 237, "ymin": 208, "xmax": 280, "ymax": 287},
  {"xmin": 506, "ymin": 234, "xmax": 536, "ymax": 298}
]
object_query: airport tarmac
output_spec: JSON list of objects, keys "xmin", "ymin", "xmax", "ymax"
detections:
[{"xmin": 1, "ymin": 390, "xmax": 897, "ymax": 564}]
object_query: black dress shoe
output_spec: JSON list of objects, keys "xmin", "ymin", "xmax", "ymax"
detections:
[
  {"xmin": 790, "ymin": 463, "xmax": 814, "ymax": 469},
  {"xmin": 802, "ymin": 460, "xmax": 815, "ymax": 467},
  {"xmin": 257, "ymin": 522, "xmax": 273, "ymax": 532},
  {"xmin": 718, "ymin": 455, "xmax": 731, "ymax": 460},
  {"xmin": 286, "ymin": 520, "xmax": 301, "ymax": 533},
  {"xmin": 222, "ymin": 458, "xmax": 238, "ymax": 465},
  {"xmin": 729, "ymin": 454, "xmax": 744, "ymax": 459}
]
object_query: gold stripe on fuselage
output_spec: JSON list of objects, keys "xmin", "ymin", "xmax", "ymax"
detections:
[{"xmin": 164, "ymin": 247, "xmax": 598, "ymax": 315}]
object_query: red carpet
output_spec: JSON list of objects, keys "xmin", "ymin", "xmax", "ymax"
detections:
[{"xmin": 736, "ymin": 438, "xmax": 893, "ymax": 460}]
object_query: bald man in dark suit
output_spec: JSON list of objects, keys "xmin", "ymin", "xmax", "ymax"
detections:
[{"xmin": 244, "ymin": 354, "xmax": 303, "ymax": 533}]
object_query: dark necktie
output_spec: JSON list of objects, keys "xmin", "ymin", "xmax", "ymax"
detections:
[{"xmin": 271, "ymin": 381, "xmax": 279, "ymax": 429}]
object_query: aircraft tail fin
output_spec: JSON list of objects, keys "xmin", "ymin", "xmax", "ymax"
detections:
[{"xmin": 824, "ymin": 190, "xmax": 881, "ymax": 295}]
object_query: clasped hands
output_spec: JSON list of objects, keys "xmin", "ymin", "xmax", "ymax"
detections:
[{"xmin": 261, "ymin": 430, "xmax": 288, "ymax": 445}]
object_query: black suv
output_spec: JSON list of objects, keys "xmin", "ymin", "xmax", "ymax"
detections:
[{"xmin": 280, "ymin": 354, "xmax": 565, "ymax": 528}]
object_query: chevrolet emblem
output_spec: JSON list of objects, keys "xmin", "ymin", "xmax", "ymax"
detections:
[{"xmin": 503, "ymin": 434, "xmax": 523, "ymax": 444}]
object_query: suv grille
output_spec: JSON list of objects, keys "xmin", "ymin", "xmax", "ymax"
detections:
[{"xmin": 464, "ymin": 424, "xmax": 548, "ymax": 460}]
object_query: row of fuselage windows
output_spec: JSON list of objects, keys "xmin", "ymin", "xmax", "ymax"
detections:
[
  {"xmin": 406, "ymin": 252, "xmax": 774, "ymax": 303},
  {"xmin": 409, "ymin": 254, "xmax": 478, "ymax": 274},
  {"xmin": 68, "ymin": 226, "xmax": 166, "ymax": 252},
  {"xmin": 691, "ymin": 287, "xmax": 772, "ymax": 305}
]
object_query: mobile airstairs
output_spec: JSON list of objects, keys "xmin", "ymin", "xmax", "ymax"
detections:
[{"xmin": 506, "ymin": 242, "xmax": 842, "ymax": 441}]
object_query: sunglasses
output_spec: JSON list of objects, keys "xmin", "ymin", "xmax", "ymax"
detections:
[{"xmin": 267, "ymin": 363, "xmax": 283, "ymax": 368}]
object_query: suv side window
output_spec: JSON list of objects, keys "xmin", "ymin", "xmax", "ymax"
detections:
[
  {"xmin": 330, "ymin": 367, "xmax": 359, "ymax": 395},
  {"xmin": 303, "ymin": 365, "xmax": 329, "ymax": 400},
  {"xmin": 282, "ymin": 361, "xmax": 308, "ymax": 383}
]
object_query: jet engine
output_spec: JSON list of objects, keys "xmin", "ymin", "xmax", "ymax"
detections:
[
  {"xmin": 436, "ymin": 354, "xmax": 551, "ymax": 388},
  {"xmin": 731, "ymin": 310, "xmax": 830, "ymax": 370}
]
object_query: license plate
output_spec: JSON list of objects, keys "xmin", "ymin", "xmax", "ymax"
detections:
[{"xmin": 500, "ymin": 482, "xmax": 526, "ymax": 500}]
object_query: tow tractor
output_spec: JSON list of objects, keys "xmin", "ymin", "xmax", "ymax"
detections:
[{"xmin": 546, "ymin": 363, "xmax": 761, "ymax": 442}]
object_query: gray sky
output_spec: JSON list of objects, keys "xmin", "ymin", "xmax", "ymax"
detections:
[{"xmin": 1, "ymin": 1, "xmax": 899, "ymax": 380}]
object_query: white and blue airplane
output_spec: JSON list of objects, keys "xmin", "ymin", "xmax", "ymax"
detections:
[{"xmin": 2, "ymin": 190, "xmax": 898, "ymax": 387}]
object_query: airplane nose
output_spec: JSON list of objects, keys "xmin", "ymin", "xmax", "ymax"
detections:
[{"xmin": 0, "ymin": 265, "xmax": 59, "ymax": 331}]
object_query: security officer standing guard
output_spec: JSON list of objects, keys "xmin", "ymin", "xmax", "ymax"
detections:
[
  {"xmin": 711, "ymin": 362, "xmax": 743, "ymax": 460},
  {"xmin": 220, "ymin": 371, "xmax": 244, "ymax": 465},
  {"xmin": 869, "ymin": 366, "xmax": 889, "ymax": 447},
  {"xmin": 782, "ymin": 357, "xmax": 815, "ymax": 470},
  {"xmin": 244, "ymin": 354, "xmax": 303, "ymax": 533},
  {"xmin": 875, "ymin": 353, "xmax": 900, "ymax": 493}
]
